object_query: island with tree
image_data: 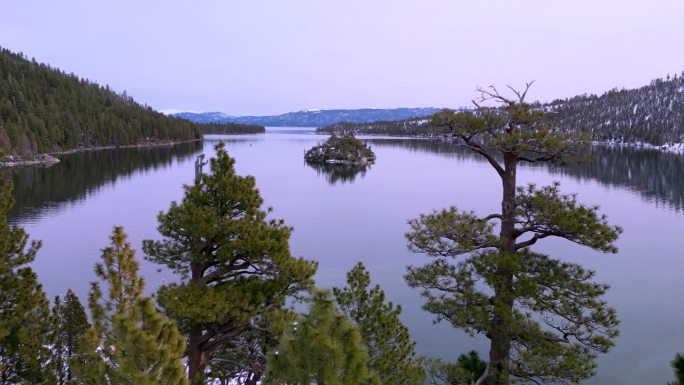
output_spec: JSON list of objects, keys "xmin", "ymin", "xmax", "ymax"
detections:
[{"xmin": 304, "ymin": 133, "xmax": 376, "ymax": 166}]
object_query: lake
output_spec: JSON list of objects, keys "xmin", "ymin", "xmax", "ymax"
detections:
[{"xmin": 6, "ymin": 127, "xmax": 684, "ymax": 385}]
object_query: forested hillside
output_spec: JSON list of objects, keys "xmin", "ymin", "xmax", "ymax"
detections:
[
  {"xmin": 202, "ymin": 122, "xmax": 264, "ymax": 134},
  {"xmin": 318, "ymin": 117, "xmax": 441, "ymax": 136},
  {"xmin": 0, "ymin": 48, "xmax": 262, "ymax": 156},
  {"xmin": 547, "ymin": 74, "xmax": 684, "ymax": 146},
  {"xmin": 319, "ymin": 74, "xmax": 684, "ymax": 147}
]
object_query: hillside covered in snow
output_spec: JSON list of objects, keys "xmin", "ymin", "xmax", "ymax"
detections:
[{"xmin": 318, "ymin": 74, "xmax": 684, "ymax": 147}]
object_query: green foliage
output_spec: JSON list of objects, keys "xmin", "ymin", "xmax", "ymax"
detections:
[
  {"xmin": 71, "ymin": 226, "xmax": 187, "ymax": 385},
  {"xmin": 202, "ymin": 123, "xmax": 265, "ymax": 135},
  {"xmin": 264, "ymin": 289, "xmax": 376, "ymax": 385},
  {"xmin": 426, "ymin": 351, "xmax": 487, "ymax": 385},
  {"xmin": 333, "ymin": 262, "xmax": 425, "ymax": 385},
  {"xmin": 0, "ymin": 180, "xmax": 51, "ymax": 383},
  {"xmin": 671, "ymin": 353, "xmax": 684, "ymax": 385},
  {"xmin": 0, "ymin": 47, "xmax": 202, "ymax": 155},
  {"xmin": 405, "ymin": 86, "xmax": 621, "ymax": 385},
  {"xmin": 206, "ymin": 309, "xmax": 297, "ymax": 385},
  {"xmin": 108, "ymin": 297, "xmax": 188, "ymax": 385},
  {"xmin": 143, "ymin": 142, "xmax": 317, "ymax": 383}
]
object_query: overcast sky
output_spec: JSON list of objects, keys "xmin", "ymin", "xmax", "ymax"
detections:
[{"xmin": 2, "ymin": 0, "xmax": 683, "ymax": 115}]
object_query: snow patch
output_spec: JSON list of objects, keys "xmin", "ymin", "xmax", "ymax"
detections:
[{"xmin": 158, "ymin": 108, "xmax": 205, "ymax": 115}]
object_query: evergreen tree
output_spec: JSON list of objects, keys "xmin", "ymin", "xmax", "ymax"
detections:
[
  {"xmin": 0, "ymin": 180, "xmax": 51, "ymax": 384},
  {"xmin": 48, "ymin": 290, "xmax": 89, "ymax": 385},
  {"xmin": 49, "ymin": 295, "xmax": 67, "ymax": 385},
  {"xmin": 143, "ymin": 142, "xmax": 317, "ymax": 384},
  {"xmin": 332, "ymin": 262, "xmax": 424, "ymax": 385},
  {"xmin": 71, "ymin": 226, "xmax": 187, "ymax": 385},
  {"xmin": 405, "ymin": 85, "xmax": 621, "ymax": 385},
  {"xmin": 264, "ymin": 289, "xmax": 376, "ymax": 385},
  {"xmin": 671, "ymin": 353, "xmax": 684, "ymax": 385}
]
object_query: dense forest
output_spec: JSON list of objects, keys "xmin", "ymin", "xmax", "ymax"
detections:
[
  {"xmin": 0, "ymin": 47, "xmax": 261, "ymax": 156},
  {"xmin": 319, "ymin": 74, "xmax": 684, "ymax": 147},
  {"xmin": 202, "ymin": 122, "xmax": 264, "ymax": 134},
  {"xmin": 318, "ymin": 117, "xmax": 443, "ymax": 136},
  {"xmin": 546, "ymin": 74, "xmax": 684, "ymax": 146}
]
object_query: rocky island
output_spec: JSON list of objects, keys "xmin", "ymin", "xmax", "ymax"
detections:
[{"xmin": 304, "ymin": 134, "xmax": 376, "ymax": 166}]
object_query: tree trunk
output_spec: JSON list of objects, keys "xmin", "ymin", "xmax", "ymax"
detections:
[
  {"xmin": 188, "ymin": 262, "xmax": 206, "ymax": 384},
  {"xmin": 486, "ymin": 152, "xmax": 517, "ymax": 385},
  {"xmin": 188, "ymin": 323, "xmax": 206, "ymax": 384}
]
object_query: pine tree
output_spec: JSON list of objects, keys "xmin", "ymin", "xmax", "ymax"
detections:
[
  {"xmin": 143, "ymin": 142, "xmax": 317, "ymax": 384},
  {"xmin": 671, "ymin": 353, "xmax": 684, "ymax": 385},
  {"xmin": 48, "ymin": 290, "xmax": 89, "ymax": 384},
  {"xmin": 109, "ymin": 297, "xmax": 188, "ymax": 385},
  {"xmin": 71, "ymin": 226, "xmax": 187, "ymax": 385},
  {"xmin": 49, "ymin": 295, "xmax": 67, "ymax": 385},
  {"xmin": 264, "ymin": 289, "xmax": 376, "ymax": 385},
  {"xmin": 332, "ymin": 262, "xmax": 424, "ymax": 385},
  {"xmin": 405, "ymin": 85, "xmax": 621, "ymax": 385},
  {"xmin": 0, "ymin": 180, "xmax": 51, "ymax": 384}
]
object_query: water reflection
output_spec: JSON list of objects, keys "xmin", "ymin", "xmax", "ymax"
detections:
[
  {"xmin": 366, "ymin": 139, "xmax": 684, "ymax": 211},
  {"xmin": 6, "ymin": 137, "xmax": 683, "ymax": 224},
  {"xmin": 3, "ymin": 142, "xmax": 202, "ymax": 222},
  {"xmin": 550, "ymin": 145, "xmax": 684, "ymax": 211},
  {"xmin": 305, "ymin": 161, "xmax": 371, "ymax": 185}
]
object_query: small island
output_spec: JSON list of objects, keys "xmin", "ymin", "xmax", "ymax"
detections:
[{"xmin": 304, "ymin": 133, "xmax": 376, "ymax": 166}]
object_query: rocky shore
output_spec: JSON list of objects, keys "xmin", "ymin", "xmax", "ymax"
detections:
[{"xmin": 0, "ymin": 154, "xmax": 61, "ymax": 167}]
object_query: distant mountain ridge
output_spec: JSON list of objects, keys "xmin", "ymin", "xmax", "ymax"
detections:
[{"xmin": 173, "ymin": 108, "xmax": 441, "ymax": 127}]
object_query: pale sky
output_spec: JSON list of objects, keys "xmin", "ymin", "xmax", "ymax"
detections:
[{"xmin": 2, "ymin": 0, "xmax": 683, "ymax": 115}]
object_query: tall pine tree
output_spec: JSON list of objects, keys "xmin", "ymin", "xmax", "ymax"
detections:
[
  {"xmin": 671, "ymin": 353, "xmax": 684, "ymax": 385},
  {"xmin": 71, "ymin": 226, "xmax": 187, "ymax": 385},
  {"xmin": 143, "ymin": 143, "xmax": 317, "ymax": 384},
  {"xmin": 48, "ymin": 290, "xmax": 89, "ymax": 385},
  {"xmin": 405, "ymin": 85, "xmax": 621, "ymax": 385},
  {"xmin": 333, "ymin": 262, "xmax": 424, "ymax": 385}
]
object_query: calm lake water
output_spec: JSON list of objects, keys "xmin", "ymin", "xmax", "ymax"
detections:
[{"xmin": 6, "ymin": 128, "xmax": 684, "ymax": 385}]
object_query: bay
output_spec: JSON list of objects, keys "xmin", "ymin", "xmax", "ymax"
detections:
[{"xmin": 6, "ymin": 127, "xmax": 684, "ymax": 385}]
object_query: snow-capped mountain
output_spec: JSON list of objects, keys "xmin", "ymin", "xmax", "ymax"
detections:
[{"xmin": 171, "ymin": 108, "xmax": 441, "ymax": 127}]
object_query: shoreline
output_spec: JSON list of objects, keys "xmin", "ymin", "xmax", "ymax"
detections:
[
  {"xmin": 316, "ymin": 130, "xmax": 684, "ymax": 154},
  {"xmin": 0, "ymin": 138, "xmax": 203, "ymax": 168}
]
